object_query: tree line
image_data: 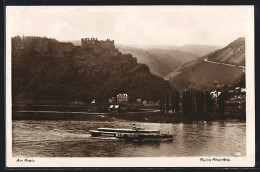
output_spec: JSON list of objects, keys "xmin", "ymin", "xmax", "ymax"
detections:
[{"xmin": 160, "ymin": 89, "xmax": 226, "ymax": 120}]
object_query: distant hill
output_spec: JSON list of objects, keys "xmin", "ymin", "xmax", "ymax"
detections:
[
  {"xmin": 69, "ymin": 41, "xmax": 220, "ymax": 78},
  {"xmin": 116, "ymin": 45, "xmax": 199, "ymax": 77},
  {"xmin": 12, "ymin": 36, "xmax": 170, "ymax": 103},
  {"xmin": 169, "ymin": 37, "xmax": 245, "ymax": 91},
  {"xmin": 177, "ymin": 44, "xmax": 222, "ymax": 57},
  {"xmin": 116, "ymin": 44, "xmax": 221, "ymax": 56}
]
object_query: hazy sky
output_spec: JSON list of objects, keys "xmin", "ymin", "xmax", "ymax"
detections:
[{"xmin": 7, "ymin": 6, "xmax": 253, "ymax": 46}]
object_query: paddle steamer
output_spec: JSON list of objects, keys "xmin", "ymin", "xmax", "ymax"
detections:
[{"xmin": 89, "ymin": 125, "xmax": 174, "ymax": 141}]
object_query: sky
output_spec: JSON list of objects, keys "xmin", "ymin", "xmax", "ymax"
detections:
[{"xmin": 7, "ymin": 6, "xmax": 254, "ymax": 47}]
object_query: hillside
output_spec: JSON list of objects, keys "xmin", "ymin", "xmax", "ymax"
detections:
[
  {"xmin": 12, "ymin": 36, "xmax": 170, "ymax": 103},
  {"xmin": 116, "ymin": 45, "xmax": 199, "ymax": 77},
  {"xmin": 206, "ymin": 37, "xmax": 245, "ymax": 66},
  {"xmin": 169, "ymin": 38, "xmax": 245, "ymax": 91}
]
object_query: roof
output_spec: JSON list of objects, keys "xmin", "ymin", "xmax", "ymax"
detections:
[
  {"xmin": 109, "ymin": 105, "xmax": 120, "ymax": 109},
  {"xmin": 241, "ymin": 88, "xmax": 246, "ymax": 92},
  {"xmin": 117, "ymin": 93, "xmax": 128, "ymax": 96},
  {"xmin": 210, "ymin": 91, "xmax": 221, "ymax": 97}
]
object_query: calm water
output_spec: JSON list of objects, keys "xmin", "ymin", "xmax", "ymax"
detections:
[{"xmin": 12, "ymin": 119, "xmax": 246, "ymax": 157}]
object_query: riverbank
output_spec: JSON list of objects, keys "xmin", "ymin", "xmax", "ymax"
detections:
[{"xmin": 12, "ymin": 110, "xmax": 245, "ymax": 123}]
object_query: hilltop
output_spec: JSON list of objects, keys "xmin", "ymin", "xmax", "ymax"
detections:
[{"xmin": 12, "ymin": 36, "xmax": 170, "ymax": 103}]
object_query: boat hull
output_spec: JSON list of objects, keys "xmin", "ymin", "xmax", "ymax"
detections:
[
  {"xmin": 89, "ymin": 128, "xmax": 174, "ymax": 141},
  {"xmin": 115, "ymin": 132, "xmax": 174, "ymax": 141},
  {"xmin": 89, "ymin": 130, "xmax": 116, "ymax": 137}
]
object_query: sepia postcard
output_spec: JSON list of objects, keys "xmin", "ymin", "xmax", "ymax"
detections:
[{"xmin": 5, "ymin": 5, "xmax": 255, "ymax": 167}]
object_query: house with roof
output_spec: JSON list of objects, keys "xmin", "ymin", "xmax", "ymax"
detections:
[
  {"xmin": 109, "ymin": 97, "xmax": 115, "ymax": 103},
  {"xmin": 136, "ymin": 98, "xmax": 142, "ymax": 103},
  {"xmin": 108, "ymin": 104, "xmax": 127, "ymax": 113},
  {"xmin": 117, "ymin": 93, "xmax": 129, "ymax": 103}
]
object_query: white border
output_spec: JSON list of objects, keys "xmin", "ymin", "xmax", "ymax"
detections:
[{"xmin": 6, "ymin": 5, "xmax": 255, "ymax": 167}]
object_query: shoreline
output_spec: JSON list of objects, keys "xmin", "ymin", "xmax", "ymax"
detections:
[{"xmin": 12, "ymin": 110, "xmax": 246, "ymax": 123}]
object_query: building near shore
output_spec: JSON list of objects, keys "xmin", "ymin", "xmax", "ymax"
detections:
[
  {"xmin": 108, "ymin": 104, "xmax": 121, "ymax": 113},
  {"xmin": 210, "ymin": 90, "xmax": 221, "ymax": 99},
  {"xmin": 109, "ymin": 97, "xmax": 115, "ymax": 103},
  {"xmin": 137, "ymin": 98, "xmax": 142, "ymax": 103},
  {"xmin": 117, "ymin": 93, "xmax": 129, "ymax": 103}
]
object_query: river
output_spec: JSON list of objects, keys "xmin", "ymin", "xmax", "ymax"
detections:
[{"xmin": 12, "ymin": 119, "xmax": 246, "ymax": 157}]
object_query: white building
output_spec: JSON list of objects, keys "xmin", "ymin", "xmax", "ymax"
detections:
[
  {"xmin": 210, "ymin": 90, "xmax": 221, "ymax": 99},
  {"xmin": 117, "ymin": 93, "xmax": 129, "ymax": 103},
  {"xmin": 241, "ymin": 88, "xmax": 246, "ymax": 93},
  {"xmin": 108, "ymin": 105, "xmax": 120, "ymax": 112},
  {"xmin": 136, "ymin": 98, "xmax": 142, "ymax": 103}
]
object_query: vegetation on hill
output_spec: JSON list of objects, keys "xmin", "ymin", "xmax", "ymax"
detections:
[
  {"xmin": 224, "ymin": 73, "xmax": 245, "ymax": 92},
  {"xmin": 12, "ymin": 36, "xmax": 170, "ymax": 104}
]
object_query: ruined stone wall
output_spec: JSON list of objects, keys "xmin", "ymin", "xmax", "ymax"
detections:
[
  {"xmin": 12, "ymin": 36, "xmax": 57, "ymax": 53},
  {"xmin": 81, "ymin": 38, "xmax": 115, "ymax": 49},
  {"xmin": 12, "ymin": 36, "xmax": 75, "ymax": 54}
]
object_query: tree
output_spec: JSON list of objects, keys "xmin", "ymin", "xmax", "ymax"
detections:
[
  {"xmin": 195, "ymin": 90, "xmax": 205, "ymax": 119},
  {"xmin": 166, "ymin": 92, "xmax": 169, "ymax": 114},
  {"xmin": 175, "ymin": 91, "xmax": 180, "ymax": 116},
  {"xmin": 160, "ymin": 95, "xmax": 165, "ymax": 113},
  {"xmin": 171, "ymin": 92, "xmax": 175, "ymax": 114},
  {"xmin": 191, "ymin": 89, "xmax": 196, "ymax": 120},
  {"xmin": 182, "ymin": 90, "xmax": 187, "ymax": 117},
  {"xmin": 182, "ymin": 89, "xmax": 192, "ymax": 118},
  {"xmin": 205, "ymin": 91, "xmax": 213, "ymax": 119},
  {"xmin": 218, "ymin": 92, "xmax": 225, "ymax": 118}
]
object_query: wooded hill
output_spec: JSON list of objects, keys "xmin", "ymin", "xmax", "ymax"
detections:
[{"xmin": 12, "ymin": 36, "xmax": 170, "ymax": 103}]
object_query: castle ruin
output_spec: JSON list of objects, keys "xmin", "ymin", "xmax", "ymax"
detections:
[
  {"xmin": 81, "ymin": 38, "xmax": 115, "ymax": 49},
  {"xmin": 12, "ymin": 36, "xmax": 119, "ymax": 57}
]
